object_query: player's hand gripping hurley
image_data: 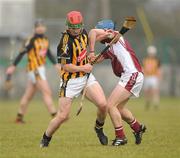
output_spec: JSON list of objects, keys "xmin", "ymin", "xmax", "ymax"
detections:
[{"xmin": 76, "ymin": 17, "xmax": 136, "ymax": 116}]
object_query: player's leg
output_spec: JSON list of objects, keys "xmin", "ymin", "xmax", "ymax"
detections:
[
  {"xmin": 117, "ymin": 72, "xmax": 146, "ymax": 144},
  {"xmin": 152, "ymin": 87, "xmax": 160, "ymax": 109},
  {"xmin": 151, "ymin": 78, "xmax": 160, "ymax": 109},
  {"xmin": 40, "ymin": 97, "xmax": 72, "ymax": 147},
  {"xmin": 85, "ymin": 75, "xmax": 108, "ymax": 145},
  {"xmin": 15, "ymin": 80, "xmax": 36, "ymax": 123},
  {"xmin": 86, "ymin": 82, "xmax": 107, "ymax": 122},
  {"xmin": 144, "ymin": 88, "xmax": 152, "ymax": 110},
  {"xmin": 119, "ymin": 105, "xmax": 146, "ymax": 144},
  {"xmin": 40, "ymin": 75, "xmax": 86, "ymax": 147},
  {"xmin": 143, "ymin": 77, "xmax": 154, "ymax": 110},
  {"xmin": 37, "ymin": 79, "xmax": 57, "ymax": 117},
  {"xmin": 107, "ymin": 84, "xmax": 131, "ymax": 146}
]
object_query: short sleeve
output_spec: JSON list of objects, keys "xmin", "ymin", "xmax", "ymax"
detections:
[{"xmin": 57, "ymin": 33, "xmax": 71, "ymax": 64}]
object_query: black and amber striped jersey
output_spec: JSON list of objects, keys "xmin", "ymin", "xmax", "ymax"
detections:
[
  {"xmin": 13, "ymin": 34, "xmax": 56, "ymax": 71},
  {"xmin": 57, "ymin": 29, "xmax": 89, "ymax": 81},
  {"xmin": 143, "ymin": 56, "xmax": 160, "ymax": 76}
]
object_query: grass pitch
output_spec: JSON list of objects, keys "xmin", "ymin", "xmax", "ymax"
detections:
[{"xmin": 0, "ymin": 97, "xmax": 180, "ymax": 158}]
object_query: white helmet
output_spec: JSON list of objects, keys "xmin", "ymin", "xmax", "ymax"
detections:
[{"xmin": 147, "ymin": 45, "xmax": 157, "ymax": 56}]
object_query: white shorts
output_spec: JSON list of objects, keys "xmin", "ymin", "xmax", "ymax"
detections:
[
  {"xmin": 27, "ymin": 66, "xmax": 46, "ymax": 84},
  {"xmin": 118, "ymin": 72, "xmax": 144, "ymax": 98},
  {"xmin": 59, "ymin": 73, "xmax": 98, "ymax": 98},
  {"xmin": 143, "ymin": 76, "xmax": 159, "ymax": 90}
]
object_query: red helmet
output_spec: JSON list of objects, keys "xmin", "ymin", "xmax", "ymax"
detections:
[{"xmin": 66, "ymin": 11, "xmax": 83, "ymax": 29}]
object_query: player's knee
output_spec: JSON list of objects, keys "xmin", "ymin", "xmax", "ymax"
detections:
[
  {"xmin": 56, "ymin": 112, "xmax": 69, "ymax": 123},
  {"xmin": 98, "ymin": 101, "xmax": 107, "ymax": 113},
  {"xmin": 20, "ymin": 97, "xmax": 29, "ymax": 106},
  {"xmin": 107, "ymin": 104, "xmax": 115, "ymax": 113},
  {"xmin": 118, "ymin": 106, "xmax": 124, "ymax": 111}
]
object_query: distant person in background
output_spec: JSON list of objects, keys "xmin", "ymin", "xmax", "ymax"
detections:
[
  {"xmin": 142, "ymin": 45, "xmax": 161, "ymax": 110},
  {"xmin": 6, "ymin": 19, "xmax": 60, "ymax": 123}
]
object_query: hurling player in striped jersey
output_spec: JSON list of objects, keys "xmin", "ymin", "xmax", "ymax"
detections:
[
  {"xmin": 6, "ymin": 19, "xmax": 59, "ymax": 123},
  {"xmin": 40, "ymin": 11, "xmax": 108, "ymax": 147}
]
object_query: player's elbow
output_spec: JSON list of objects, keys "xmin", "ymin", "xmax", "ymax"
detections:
[
  {"xmin": 63, "ymin": 64, "xmax": 77, "ymax": 73},
  {"xmin": 62, "ymin": 64, "xmax": 69, "ymax": 71}
]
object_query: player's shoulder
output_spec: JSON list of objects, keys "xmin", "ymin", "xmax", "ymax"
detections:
[
  {"xmin": 60, "ymin": 31, "xmax": 70, "ymax": 44},
  {"xmin": 143, "ymin": 56, "xmax": 150, "ymax": 61},
  {"xmin": 155, "ymin": 56, "xmax": 160, "ymax": 60},
  {"xmin": 43, "ymin": 35, "xmax": 49, "ymax": 40},
  {"xmin": 82, "ymin": 29, "xmax": 88, "ymax": 35},
  {"xmin": 156, "ymin": 57, "xmax": 161, "ymax": 63},
  {"xmin": 24, "ymin": 34, "xmax": 34, "ymax": 46},
  {"xmin": 61, "ymin": 30, "xmax": 69, "ymax": 36}
]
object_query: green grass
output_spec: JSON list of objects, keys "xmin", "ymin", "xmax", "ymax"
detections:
[{"xmin": 0, "ymin": 97, "xmax": 180, "ymax": 158}]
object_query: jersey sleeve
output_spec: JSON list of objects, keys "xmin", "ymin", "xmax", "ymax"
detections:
[
  {"xmin": 57, "ymin": 33, "xmax": 72, "ymax": 65},
  {"xmin": 13, "ymin": 37, "xmax": 34, "ymax": 66},
  {"xmin": 82, "ymin": 29, "xmax": 88, "ymax": 44},
  {"xmin": 47, "ymin": 49, "xmax": 56, "ymax": 64},
  {"xmin": 21, "ymin": 36, "xmax": 34, "ymax": 53}
]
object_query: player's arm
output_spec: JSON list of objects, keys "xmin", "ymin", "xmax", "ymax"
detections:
[
  {"xmin": 88, "ymin": 29, "xmax": 118, "ymax": 47},
  {"xmin": 88, "ymin": 29, "xmax": 105, "ymax": 63},
  {"xmin": 57, "ymin": 34, "xmax": 92, "ymax": 73},
  {"xmin": 6, "ymin": 38, "xmax": 34, "ymax": 75},
  {"xmin": 47, "ymin": 49, "xmax": 61, "ymax": 72},
  {"xmin": 47, "ymin": 49, "xmax": 57, "ymax": 65},
  {"xmin": 14, "ymin": 37, "xmax": 34, "ymax": 66},
  {"xmin": 88, "ymin": 29, "xmax": 108, "ymax": 52},
  {"xmin": 157, "ymin": 58, "xmax": 162, "ymax": 80},
  {"xmin": 88, "ymin": 29, "xmax": 113, "ymax": 63},
  {"xmin": 63, "ymin": 63, "xmax": 92, "ymax": 73}
]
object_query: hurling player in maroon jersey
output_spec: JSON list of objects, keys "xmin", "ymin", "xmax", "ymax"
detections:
[{"xmin": 88, "ymin": 19, "xmax": 146, "ymax": 146}]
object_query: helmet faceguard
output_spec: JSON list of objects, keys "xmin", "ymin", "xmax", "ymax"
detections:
[{"xmin": 66, "ymin": 11, "xmax": 83, "ymax": 29}]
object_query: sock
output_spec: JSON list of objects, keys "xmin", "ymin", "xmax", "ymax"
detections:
[
  {"xmin": 129, "ymin": 119, "xmax": 141, "ymax": 133},
  {"xmin": 115, "ymin": 126, "xmax": 126, "ymax": 138},
  {"xmin": 16, "ymin": 113, "xmax": 23, "ymax": 120},
  {"xmin": 95, "ymin": 119, "xmax": 104, "ymax": 130},
  {"xmin": 43, "ymin": 132, "xmax": 52, "ymax": 141}
]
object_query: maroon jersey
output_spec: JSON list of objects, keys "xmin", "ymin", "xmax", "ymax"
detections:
[{"xmin": 103, "ymin": 37, "xmax": 142, "ymax": 77}]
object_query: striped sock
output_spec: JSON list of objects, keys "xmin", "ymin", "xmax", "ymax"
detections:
[
  {"xmin": 43, "ymin": 132, "xmax": 52, "ymax": 141},
  {"xmin": 129, "ymin": 119, "xmax": 141, "ymax": 133},
  {"xmin": 115, "ymin": 126, "xmax": 125, "ymax": 138}
]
